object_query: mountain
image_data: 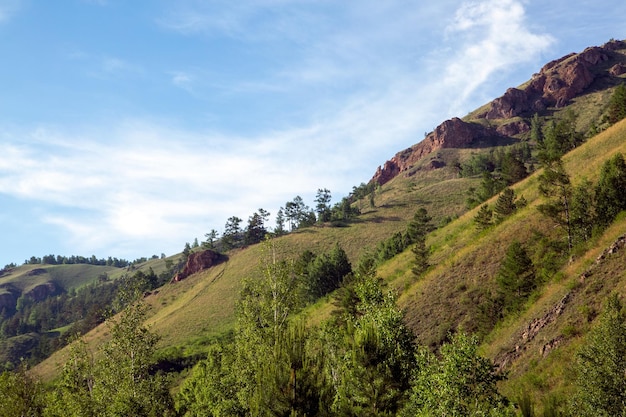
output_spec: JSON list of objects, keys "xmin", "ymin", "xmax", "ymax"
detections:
[{"xmin": 4, "ymin": 38, "xmax": 625, "ymax": 414}]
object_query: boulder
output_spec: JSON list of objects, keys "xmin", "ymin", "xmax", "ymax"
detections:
[{"xmin": 172, "ymin": 249, "xmax": 224, "ymax": 282}]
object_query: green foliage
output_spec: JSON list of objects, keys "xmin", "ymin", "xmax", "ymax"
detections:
[
  {"xmin": 244, "ymin": 209, "xmax": 270, "ymax": 246},
  {"xmin": 573, "ymin": 294, "xmax": 626, "ymax": 416},
  {"xmin": 496, "ymin": 241, "xmax": 536, "ymax": 314},
  {"xmin": 325, "ymin": 274, "xmax": 417, "ymax": 416},
  {"xmin": 46, "ymin": 299, "xmax": 175, "ymax": 417},
  {"xmin": 606, "ymin": 83, "xmax": 626, "ymax": 125},
  {"xmin": 538, "ymin": 110, "xmax": 584, "ymax": 165},
  {"xmin": 474, "ymin": 204, "xmax": 493, "ymax": 230},
  {"xmin": 595, "ymin": 153, "xmax": 626, "ymax": 228},
  {"xmin": 569, "ymin": 179, "xmax": 595, "ymax": 244},
  {"xmin": 400, "ymin": 332, "xmax": 514, "ymax": 417},
  {"xmin": 537, "ymin": 158, "xmax": 574, "ymax": 251},
  {"xmin": 315, "ymin": 188, "xmax": 332, "ymax": 223},
  {"xmin": 297, "ymin": 244, "xmax": 352, "ymax": 302},
  {"xmin": 0, "ymin": 364, "xmax": 45, "ymax": 417},
  {"xmin": 222, "ymin": 216, "xmax": 243, "ymax": 250},
  {"xmin": 494, "ymin": 188, "xmax": 517, "ymax": 223}
]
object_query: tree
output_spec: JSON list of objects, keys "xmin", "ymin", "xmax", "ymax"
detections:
[
  {"xmin": 303, "ymin": 244, "xmax": 352, "ymax": 301},
  {"xmin": 244, "ymin": 210, "xmax": 269, "ymax": 245},
  {"xmin": 570, "ymin": 179, "xmax": 595, "ymax": 244},
  {"xmin": 326, "ymin": 274, "xmax": 416, "ymax": 416},
  {"xmin": 530, "ymin": 113, "xmax": 543, "ymax": 144},
  {"xmin": 407, "ymin": 208, "xmax": 431, "ymax": 278},
  {"xmin": 400, "ymin": 333, "xmax": 514, "ymax": 417},
  {"xmin": 474, "ymin": 204, "xmax": 493, "ymax": 230},
  {"xmin": 493, "ymin": 188, "xmax": 517, "ymax": 223},
  {"xmin": 574, "ymin": 294, "xmax": 626, "ymax": 416},
  {"xmin": 314, "ymin": 188, "xmax": 332, "ymax": 223},
  {"xmin": 222, "ymin": 216, "xmax": 243, "ymax": 250},
  {"xmin": 274, "ymin": 208, "xmax": 286, "ymax": 236},
  {"xmin": 500, "ymin": 151, "xmax": 529, "ymax": 186},
  {"xmin": 606, "ymin": 83, "xmax": 626, "ymax": 125},
  {"xmin": 203, "ymin": 229, "xmax": 219, "ymax": 250},
  {"xmin": 496, "ymin": 241, "xmax": 536, "ymax": 314},
  {"xmin": 537, "ymin": 158, "xmax": 574, "ymax": 251},
  {"xmin": 595, "ymin": 153, "xmax": 626, "ymax": 228},
  {"xmin": 47, "ymin": 298, "xmax": 175, "ymax": 417},
  {"xmin": 0, "ymin": 364, "xmax": 45, "ymax": 417}
]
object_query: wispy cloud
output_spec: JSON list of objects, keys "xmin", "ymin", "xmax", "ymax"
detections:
[{"xmin": 440, "ymin": 0, "xmax": 554, "ymax": 113}]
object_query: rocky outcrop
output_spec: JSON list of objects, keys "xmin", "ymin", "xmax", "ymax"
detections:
[
  {"xmin": 494, "ymin": 292, "xmax": 571, "ymax": 371},
  {"xmin": 484, "ymin": 46, "xmax": 612, "ymax": 119},
  {"xmin": 172, "ymin": 249, "xmax": 225, "ymax": 282},
  {"xmin": 371, "ymin": 40, "xmax": 626, "ymax": 187},
  {"xmin": 24, "ymin": 281, "xmax": 59, "ymax": 302},
  {"xmin": 372, "ymin": 118, "xmax": 503, "ymax": 185}
]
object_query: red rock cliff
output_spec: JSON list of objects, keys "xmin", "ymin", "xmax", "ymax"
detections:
[{"xmin": 172, "ymin": 249, "xmax": 224, "ymax": 282}]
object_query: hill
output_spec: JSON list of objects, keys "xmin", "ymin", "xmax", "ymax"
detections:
[{"xmin": 19, "ymin": 38, "xmax": 626, "ymax": 414}]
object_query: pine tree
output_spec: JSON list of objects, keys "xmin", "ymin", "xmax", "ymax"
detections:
[
  {"xmin": 537, "ymin": 158, "xmax": 574, "ymax": 251},
  {"xmin": 607, "ymin": 83, "xmax": 626, "ymax": 125},
  {"xmin": 496, "ymin": 241, "xmax": 536, "ymax": 313},
  {"xmin": 493, "ymin": 188, "xmax": 517, "ymax": 223},
  {"xmin": 474, "ymin": 204, "xmax": 493, "ymax": 230},
  {"xmin": 407, "ymin": 208, "xmax": 432, "ymax": 278},
  {"xmin": 574, "ymin": 294, "xmax": 626, "ymax": 416}
]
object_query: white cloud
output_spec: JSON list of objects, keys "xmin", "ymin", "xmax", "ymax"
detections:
[{"xmin": 440, "ymin": 0, "xmax": 554, "ymax": 113}]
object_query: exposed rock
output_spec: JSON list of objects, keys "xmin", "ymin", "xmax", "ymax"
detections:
[
  {"xmin": 610, "ymin": 63, "xmax": 626, "ymax": 76},
  {"xmin": 372, "ymin": 118, "xmax": 502, "ymax": 186},
  {"xmin": 603, "ymin": 39, "xmax": 626, "ymax": 51},
  {"xmin": 486, "ymin": 88, "xmax": 530, "ymax": 119},
  {"xmin": 496, "ymin": 120, "xmax": 530, "ymax": 137},
  {"xmin": 495, "ymin": 232, "xmax": 626, "ymax": 371},
  {"xmin": 494, "ymin": 292, "xmax": 571, "ymax": 371},
  {"xmin": 595, "ymin": 233, "xmax": 626, "ymax": 263},
  {"xmin": 485, "ymin": 46, "xmax": 610, "ymax": 119},
  {"xmin": 172, "ymin": 249, "xmax": 225, "ymax": 282},
  {"xmin": 24, "ymin": 281, "xmax": 59, "ymax": 302}
]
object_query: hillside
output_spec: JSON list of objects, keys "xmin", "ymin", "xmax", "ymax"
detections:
[{"xmin": 18, "ymin": 38, "xmax": 626, "ymax": 413}]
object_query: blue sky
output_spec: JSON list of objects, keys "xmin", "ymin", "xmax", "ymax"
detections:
[{"xmin": 0, "ymin": 0, "xmax": 624, "ymax": 266}]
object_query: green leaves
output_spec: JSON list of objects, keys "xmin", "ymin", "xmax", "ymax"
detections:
[
  {"xmin": 401, "ymin": 333, "xmax": 514, "ymax": 417},
  {"xmin": 574, "ymin": 294, "xmax": 626, "ymax": 416}
]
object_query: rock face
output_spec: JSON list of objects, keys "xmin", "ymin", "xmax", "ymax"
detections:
[
  {"xmin": 372, "ymin": 118, "xmax": 502, "ymax": 185},
  {"xmin": 24, "ymin": 281, "xmax": 59, "ymax": 302},
  {"xmin": 172, "ymin": 250, "xmax": 224, "ymax": 282},
  {"xmin": 484, "ymin": 45, "xmax": 613, "ymax": 119},
  {"xmin": 370, "ymin": 40, "xmax": 626, "ymax": 186}
]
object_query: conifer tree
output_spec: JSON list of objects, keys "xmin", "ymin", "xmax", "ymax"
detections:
[
  {"xmin": 537, "ymin": 158, "xmax": 574, "ymax": 251},
  {"xmin": 407, "ymin": 208, "xmax": 431, "ymax": 278},
  {"xmin": 607, "ymin": 83, "xmax": 626, "ymax": 125},
  {"xmin": 496, "ymin": 241, "xmax": 535, "ymax": 313},
  {"xmin": 574, "ymin": 294, "xmax": 626, "ymax": 416},
  {"xmin": 493, "ymin": 188, "xmax": 517, "ymax": 223},
  {"xmin": 474, "ymin": 204, "xmax": 493, "ymax": 230}
]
